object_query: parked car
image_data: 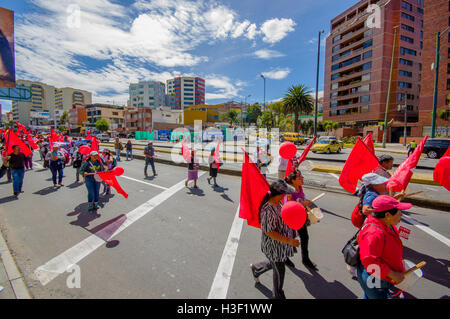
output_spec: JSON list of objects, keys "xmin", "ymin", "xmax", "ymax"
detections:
[
  {"xmin": 127, "ymin": 133, "xmax": 135, "ymax": 139},
  {"xmin": 311, "ymin": 139, "xmax": 342, "ymax": 154},
  {"xmin": 422, "ymin": 138, "xmax": 450, "ymax": 159},
  {"xmin": 96, "ymin": 134, "xmax": 110, "ymax": 143},
  {"xmin": 280, "ymin": 132, "xmax": 306, "ymax": 145},
  {"xmin": 319, "ymin": 136, "xmax": 344, "ymax": 148}
]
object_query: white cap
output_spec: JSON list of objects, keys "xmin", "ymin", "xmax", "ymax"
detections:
[{"xmin": 90, "ymin": 151, "xmax": 99, "ymax": 156}]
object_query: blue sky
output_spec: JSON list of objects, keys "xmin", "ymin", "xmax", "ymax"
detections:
[{"xmin": 0, "ymin": 0, "xmax": 360, "ymax": 113}]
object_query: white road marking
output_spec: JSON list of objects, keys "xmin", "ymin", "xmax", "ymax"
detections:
[
  {"xmin": 208, "ymin": 205, "xmax": 244, "ymax": 299},
  {"xmin": 119, "ymin": 175, "xmax": 168, "ymax": 190},
  {"xmin": 34, "ymin": 173, "xmax": 205, "ymax": 286},
  {"xmin": 402, "ymin": 215, "xmax": 450, "ymax": 248}
]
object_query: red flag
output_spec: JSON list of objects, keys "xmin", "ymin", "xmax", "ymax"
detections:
[
  {"xmin": 239, "ymin": 149, "xmax": 270, "ymax": 229},
  {"xmin": 433, "ymin": 146, "xmax": 450, "ymax": 191},
  {"xmin": 297, "ymin": 136, "xmax": 316, "ymax": 165},
  {"xmin": 5, "ymin": 130, "xmax": 32, "ymax": 157},
  {"xmin": 90, "ymin": 136, "xmax": 99, "ymax": 153},
  {"xmin": 363, "ymin": 132, "xmax": 375, "ymax": 153},
  {"xmin": 285, "ymin": 158, "xmax": 295, "ymax": 178},
  {"xmin": 96, "ymin": 171, "xmax": 128, "ymax": 198},
  {"xmin": 181, "ymin": 141, "xmax": 191, "ymax": 162},
  {"xmin": 50, "ymin": 128, "xmax": 59, "ymax": 143},
  {"xmin": 214, "ymin": 139, "xmax": 221, "ymax": 172},
  {"xmin": 26, "ymin": 132, "xmax": 39, "ymax": 150},
  {"xmin": 387, "ymin": 136, "xmax": 428, "ymax": 192},
  {"xmin": 15, "ymin": 122, "xmax": 27, "ymax": 134},
  {"xmin": 339, "ymin": 138, "xmax": 379, "ymax": 193}
]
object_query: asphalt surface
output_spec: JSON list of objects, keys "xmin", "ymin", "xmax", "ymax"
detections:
[{"xmin": 0, "ymin": 158, "xmax": 448, "ymax": 299}]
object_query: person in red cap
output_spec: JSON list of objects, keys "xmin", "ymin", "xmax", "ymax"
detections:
[{"xmin": 356, "ymin": 195, "xmax": 412, "ymax": 299}]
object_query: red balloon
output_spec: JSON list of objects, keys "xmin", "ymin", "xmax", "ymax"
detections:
[
  {"xmin": 79, "ymin": 145, "xmax": 91, "ymax": 155},
  {"xmin": 279, "ymin": 142, "xmax": 297, "ymax": 159},
  {"xmin": 113, "ymin": 166, "xmax": 124, "ymax": 176},
  {"xmin": 281, "ymin": 201, "xmax": 307, "ymax": 230}
]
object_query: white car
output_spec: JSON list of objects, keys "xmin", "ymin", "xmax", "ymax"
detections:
[{"xmin": 96, "ymin": 134, "xmax": 110, "ymax": 143}]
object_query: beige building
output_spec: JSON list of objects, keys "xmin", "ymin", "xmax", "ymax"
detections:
[
  {"xmin": 85, "ymin": 103, "xmax": 126, "ymax": 132},
  {"xmin": 12, "ymin": 79, "xmax": 92, "ymax": 129}
]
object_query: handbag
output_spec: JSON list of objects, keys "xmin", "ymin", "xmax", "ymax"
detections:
[{"xmin": 342, "ymin": 223, "xmax": 382, "ymax": 267}]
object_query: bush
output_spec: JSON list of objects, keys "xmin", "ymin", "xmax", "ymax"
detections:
[{"xmin": 341, "ymin": 136, "xmax": 358, "ymax": 144}]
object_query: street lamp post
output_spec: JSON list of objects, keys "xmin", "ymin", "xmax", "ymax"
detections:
[
  {"xmin": 243, "ymin": 94, "xmax": 251, "ymax": 128},
  {"xmin": 260, "ymin": 74, "xmax": 266, "ymax": 114},
  {"xmin": 398, "ymin": 93, "xmax": 408, "ymax": 146},
  {"xmin": 314, "ymin": 30, "xmax": 324, "ymax": 137},
  {"xmin": 431, "ymin": 26, "xmax": 450, "ymax": 138}
]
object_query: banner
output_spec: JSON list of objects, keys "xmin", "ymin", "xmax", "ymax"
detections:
[{"xmin": 0, "ymin": 7, "xmax": 15, "ymax": 88}]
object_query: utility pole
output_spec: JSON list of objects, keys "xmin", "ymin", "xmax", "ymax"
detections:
[
  {"xmin": 382, "ymin": 26, "xmax": 399, "ymax": 148},
  {"xmin": 431, "ymin": 26, "xmax": 450, "ymax": 138},
  {"xmin": 314, "ymin": 30, "xmax": 324, "ymax": 137}
]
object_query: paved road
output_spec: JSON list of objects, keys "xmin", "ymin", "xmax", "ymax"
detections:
[{"xmin": 0, "ymin": 158, "xmax": 448, "ymax": 299}]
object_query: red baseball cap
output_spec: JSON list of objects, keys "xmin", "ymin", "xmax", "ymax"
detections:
[{"xmin": 372, "ymin": 195, "xmax": 412, "ymax": 212}]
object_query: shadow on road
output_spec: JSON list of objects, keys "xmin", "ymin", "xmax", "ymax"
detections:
[
  {"xmin": 186, "ymin": 187, "xmax": 205, "ymax": 197},
  {"xmin": 289, "ymin": 267, "xmax": 358, "ymax": 299},
  {"xmin": 69, "ymin": 203, "xmax": 101, "ymax": 228},
  {"xmin": 212, "ymin": 185, "xmax": 234, "ymax": 203},
  {"xmin": 88, "ymin": 214, "xmax": 127, "ymax": 243},
  {"xmin": 0, "ymin": 195, "xmax": 18, "ymax": 204},
  {"xmin": 320, "ymin": 208, "xmax": 351, "ymax": 221},
  {"xmin": 67, "ymin": 181, "xmax": 83, "ymax": 189},
  {"xmin": 33, "ymin": 186, "xmax": 59, "ymax": 196},
  {"xmin": 403, "ymin": 246, "xmax": 450, "ymax": 289},
  {"xmin": 254, "ymin": 282, "xmax": 273, "ymax": 299}
]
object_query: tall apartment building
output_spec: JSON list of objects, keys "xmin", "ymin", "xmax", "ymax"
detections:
[
  {"xmin": 166, "ymin": 77, "xmax": 205, "ymax": 110},
  {"xmin": 323, "ymin": 0, "xmax": 424, "ymax": 142},
  {"xmin": 12, "ymin": 79, "xmax": 92, "ymax": 129},
  {"xmin": 129, "ymin": 81, "xmax": 166, "ymax": 109},
  {"xmin": 417, "ymin": 0, "xmax": 450, "ymax": 137}
]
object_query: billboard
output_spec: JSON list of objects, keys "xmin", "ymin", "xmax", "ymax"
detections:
[{"xmin": 0, "ymin": 7, "xmax": 15, "ymax": 88}]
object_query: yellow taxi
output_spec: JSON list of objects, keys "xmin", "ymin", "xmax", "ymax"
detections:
[
  {"xmin": 311, "ymin": 139, "xmax": 342, "ymax": 154},
  {"xmin": 280, "ymin": 132, "xmax": 305, "ymax": 145}
]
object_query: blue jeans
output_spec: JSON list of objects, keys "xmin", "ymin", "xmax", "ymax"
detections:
[
  {"xmin": 11, "ymin": 169, "xmax": 25, "ymax": 194},
  {"xmin": 85, "ymin": 178, "xmax": 101, "ymax": 203},
  {"xmin": 145, "ymin": 158, "xmax": 156, "ymax": 175},
  {"xmin": 115, "ymin": 149, "xmax": 121, "ymax": 161},
  {"xmin": 50, "ymin": 166, "xmax": 64, "ymax": 184},
  {"xmin": 356, "ymin": 263, "xmax": 394, "ymax": 299},
  {"xmin": 126, "ymin": 149, "xmax": 132, "ymax": 160}
]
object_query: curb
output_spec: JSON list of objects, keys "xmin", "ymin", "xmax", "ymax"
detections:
[
  {"xmin": 106, "ymin": 147, "xmax": 448, "ymax": 212},
  {"xmin": 0, "ymin": 229, "xmax": 32, "ymax": 299}
]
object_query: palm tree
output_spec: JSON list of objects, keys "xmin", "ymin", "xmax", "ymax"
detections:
[{"xmin": 282, "ymin": 85, "xmax": 314, "ymax": 133}]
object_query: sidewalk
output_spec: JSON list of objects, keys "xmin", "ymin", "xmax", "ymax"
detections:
[{"xmin": 0, "ymin": 228, "xmax": 32, "ymax": 299}]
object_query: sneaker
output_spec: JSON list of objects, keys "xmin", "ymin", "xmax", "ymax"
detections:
[
  {"xmin": 250, "ymin": 264, "xmax": 260, "ymax": 283},
  {"xmin": 207, "ymin": 178, "xmax": 211, "ymax": 185},
  {"xmin": 94, "ymin": 203, "xmax": 100, "ymax": 209},
  {"xmin": 154, "ymin": 173, "xmax": 158, "ymax": 176},
  {"xmin": 54, "ymin": 184, "xmax": 58, "ymax": 188},
  {"xmin": 88, "ymin": 204, "xmax": 94, "ymax": 211},
  {"xmin": 285, "ymin": 258, "xmax": 295, "ymax": 268},
  {"xmin": 59, "ymin": 183, "xmax": 64, "ymax": 187}
]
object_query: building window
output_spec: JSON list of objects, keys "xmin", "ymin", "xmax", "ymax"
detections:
[
  {"xmin": 398, "ymin": 82, "xmax": 412, "ymax": 88},
  {"xmin": 331, "ymin": 83, "xmax": 338, "ymax": 90},
  {"xmin": 331, "ymin": 73, "xmax": 339, "ymax": 81},
  {"xmin": 447, "ymin": 79, "xmax": 450, "ymax": 90},
  {"xmin": 362, "ymin": 62, "xmax": 372, "ymax": 70},
  {"xmin": 402, "ymin": 24, "xmax": 414, "ymax": 32},
  {"xmin": 417, "ymin": 7, "xmax": 423, "ymax": 14},
  {"xmin": 363, "ymin": 50, "xmax": 372, "ymax": 60},
  {"xmin": 330, "ymin": 101, "xmax": 338, "ymax": 108},
  {"xmin": 400, "ymin": 58, "xmax": 413, "ymax": 66},
  {"xmin": 330, "ymin": 92, "xmax": 338, "ymax": 98},
  {"xmin": 360, "ymin": 95, "xmax": 370, "ymax": 103},
  {"xmin": 400, "ymin": 47, "xmax": 416, "ymax": 56},
  {"xmin": 363, "ymin": 39, "xmax": 373, "ymax": 49},
  {"xmin": 360, "ymin": 105, "xmax": 369, "ymax": 113},
  {"xmin": 399, "ymin": 70, "xmax": 413, "ymax": 77},
  {"xmin": 362, "ymin": 72, "xmax": 371, "ymax": 82},
  {"xmin": 401, "ymin": 1, "xmax": 412, "ymax": 11},
  {"xmin": 400, "ymin": 35, "xmax": 414, "ymax": 44},
  {"xmin": 401, "ymin": 12, "xmax": 415, "ymax": 22}
]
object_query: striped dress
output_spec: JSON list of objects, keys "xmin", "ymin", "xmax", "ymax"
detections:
[{"xmin": 260, "ymin": 202, "xmax": 296, "ymax": 262}]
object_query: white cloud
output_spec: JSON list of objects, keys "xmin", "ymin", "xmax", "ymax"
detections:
[
  {"xmin": 14, "ymin": 0, "xmax": 294, "ymax": 102},
  {"xmin": 262, "ymin": 68, "xmax": 291, "ymax": 80},
  {"xmin": 261, "ymin": 18, "xmax": 296, "ymax": 44},
  {"xmin": 205, "ymin": 75, "xmax": 246, "ymax": 101},
  {"xmin": 254, "ymin": 49, "xmax": 285, "ymax": 59}
]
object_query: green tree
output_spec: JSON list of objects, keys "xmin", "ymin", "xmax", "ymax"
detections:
[
  {"xmin": 278, "ymin": 115, "xmax": 294, "ymax": 132},
  {"xmin": 60, "ymin": 111, "xmax": 69, "ymax": 126},
  {"xmin": 332, "ymin": 121, "xmax": 340, "ymax": 132},
  {"xmin": 268, "ymin": 101, "xmax": 284, "ymax": 127},
  {"xmin": 258, "ymin": 111, "xmax": 275, "ymax": 129},
  {"xmin": 245, "ymin": 104, "xmax": 262, "ymax": 126},
  {"xmin": 95, "ymin": 118, "xmax": 110, "ymax": 132},
  {"xmin": 220, "ymin": 109, "xmax": 241, "ymax": 126},
  {"xmin": 282, "ymin": 85, "xmax": 314, "ymax": 133}
]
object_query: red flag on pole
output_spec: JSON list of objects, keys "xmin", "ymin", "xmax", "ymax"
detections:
[
  {"xmin": 5, "ymin": 130, "xmax": 32, "ymax": 157},
  {"xmin": 96, "ymin": 171, "xmax": 128, "ymax": 198},
  {"xmin": 363, "ymin": 132, "xmax": 375, "ymax": 154},
  {"xmin": 433, "ymin": 147, "xmax": 450, "ymax": 191},
  {"xmin": 214, "ymin": 139, "xmax": 221, "ymax": 172},
  {"xmin": 285, "ymin": 158, "xmax": 295, "ymax": 178},
  {"xmin": 50, "ymin": 128, "xmax": 59, "ymax": 143},
  {"xmin": 90, "ymin": 136, "xmax": 99, "ymax": 153},
  {"xmin": 339, "ymin": 138, "xmax": 379, "ymax": 193},
  {"xmin": 239, "ymin": 149, "xmax": 270, "ymax": 229},
  {"xmin": 26, "ymin": 132, "xmax": 39, "ymax": 150},
  {"xmin": 297, "ymin": 136, "xmax": 316, "ymax": 165},
  {"xmin": 387, "ymin": 136, "xmax": 428, "ymax": 192}
]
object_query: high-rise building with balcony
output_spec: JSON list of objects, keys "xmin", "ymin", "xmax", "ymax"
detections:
[
  {"xmin": 129, "ymin": 81, "xmax": 166, "ymax": 109},
  {"xmin": 166, "ymin": 77, "xmax": 205, "ymax": 110},
  {"xmin": 323, "ymin": 0, "xmax": 423, "ymax": 142},
  {"xmin": 417, "ymin": 0, "xmax": 450, "ymax": 138}
]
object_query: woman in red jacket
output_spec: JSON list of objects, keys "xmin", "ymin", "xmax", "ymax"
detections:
[{"xmin": 357, "ymin": 195, "xmax": 412, "ymax": 299}]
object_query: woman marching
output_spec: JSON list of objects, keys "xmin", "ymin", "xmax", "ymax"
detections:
[
  {"xmin": 284, "ymin": 170, "xmax": 318, "ymax": 271},
  {"xmin": 46, "ymin": 144, "xmax": 66, "ymax": 187},
  {"xmin": 80, "ymin": 151, "xmax": 104, "ymax": 211},
  {"xmin": 185, "ymin": 148, "xmax": 199, "ymax": 188},
  {"xmin": 250, "ymin": 180, "xmax": 299, "ymax": 299},
  {"xmin": 357, "ymin": 195, "xmax": 411, "ymax": 299},
  {"xmin": 207, "ymin": 147, "xmax": 220, "ymax": 187},
  {"xmin": 100, "ymin": 149, "xmax": 116, "ymax": 195}
]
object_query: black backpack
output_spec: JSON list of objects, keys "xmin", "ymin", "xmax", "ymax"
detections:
[
  {"xmin": 342, "ymin": 223, "xmax": 383, "ymax": 267},
  {"xmin": 73, "ymin": 152, "xmax": 83, "ymax": 168}
]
